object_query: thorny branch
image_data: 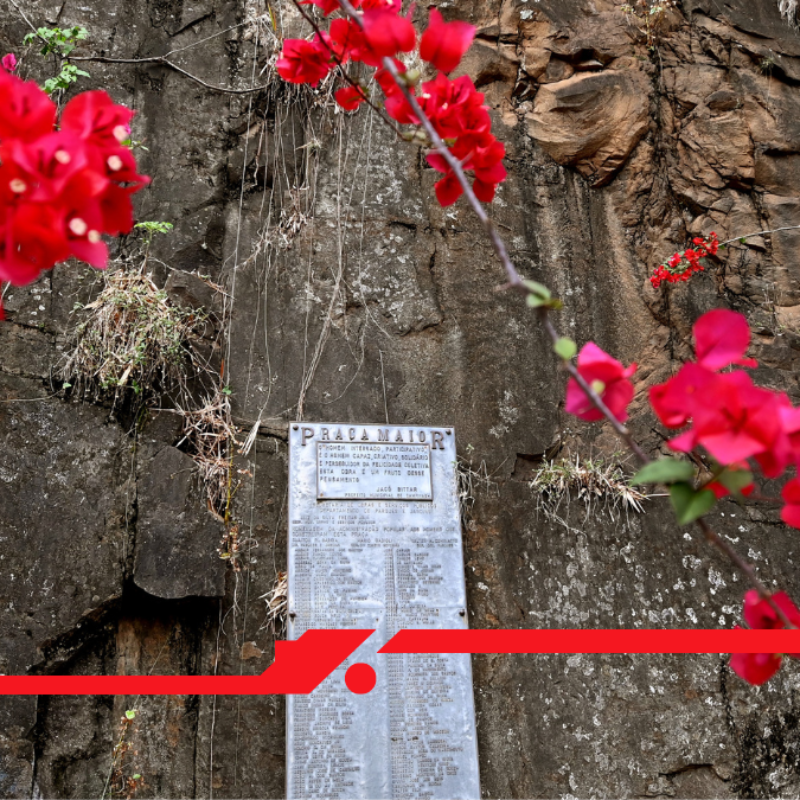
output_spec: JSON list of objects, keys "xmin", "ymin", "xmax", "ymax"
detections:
[{"xmin": 321, "ymin": 0, "xmax": 796, "ymax": 629}]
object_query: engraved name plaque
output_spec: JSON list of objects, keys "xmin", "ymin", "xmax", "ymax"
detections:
[{"xmin": 287, "ymin": 423, "xmax": 480, "ymax": 800}]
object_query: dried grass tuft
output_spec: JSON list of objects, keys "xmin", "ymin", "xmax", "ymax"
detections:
[
  {"xmin": 61, "ymin": 267, "xmax": 207, "ymax": 408},
  {"xmin": 530, "ymin": 454, "xmax": 647, "ymax": 528}
]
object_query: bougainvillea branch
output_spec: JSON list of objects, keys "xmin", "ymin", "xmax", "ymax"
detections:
[{"xmin": 277, "ymin": 0, "xmax": 800, "ymax": 675}]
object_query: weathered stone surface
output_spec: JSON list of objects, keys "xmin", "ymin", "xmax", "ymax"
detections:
[
  {"xmin": 3, "ymin": 0, "xmax": 800, "ymax": 797},
  {"xmin": 526, "ymin": 70, "xmax": 651, "ymax": 185},
  {"xmin": 134, "ymin": 446, "xmax": 226, "ymax": 600}
]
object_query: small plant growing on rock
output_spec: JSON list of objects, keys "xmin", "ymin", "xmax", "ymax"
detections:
[
  {"xmin": 61, "ymin": 267, "xmax": 207, "ymax": 408},
  {"xmin": 620, "ymin": 0, "xmax": 678, "ymax": 49},
  {"xmin": 530, "ymin": 454, "xmax": 647, "ymax": 526}
]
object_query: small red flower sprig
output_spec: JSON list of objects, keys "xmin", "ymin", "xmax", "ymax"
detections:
[
  {"xmin": 276, "ymin": 0, "xmax": 507, "ymax": 207},
  {"xmin": 650, "ymin": 232, "xmax": 719, "ymax": 288}
]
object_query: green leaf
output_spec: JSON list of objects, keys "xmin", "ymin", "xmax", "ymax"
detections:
[
  {"xmin": 132, "ymin": 775, "xmax": 141, "ymax": 781},
  {"xmin": 553, "ymin": 337, "xmax": 577, "ymax": 361},
  {"xmin": 62, "ymin": 382, "xmax": 72, "ymax": 389},
  {"xmin": 125, "ymin": 709, "xmax": 136, "ymax": 720},
  {"xmin": 522, "ymin": 280, "xmax": 551, "ymax": 301},
  {"xmin": 631, "ymin": 458, "xmax": 694, "ymax": 486},
  {"xmin": 739, "ymin": 237, "xmax": 747, "ymax": 244},
  {"xmin": 670, "ymin": 483, "xmax": 716, "ymax": 525},
  {"xmin": 717, "ymin": 468, "xmax": 754, "ymax": 494}
]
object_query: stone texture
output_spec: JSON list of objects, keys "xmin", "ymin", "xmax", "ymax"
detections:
[
  {"xmin": 2, "ymin": 0, "xmax": 800, "ymax": 797},
  {"xmin": 134, "ymin": 446, "xmax": 226, "ymax": 600},
  {"xmin": 526, "ymin": 70, "xmax": 651, "ymax": 185}
]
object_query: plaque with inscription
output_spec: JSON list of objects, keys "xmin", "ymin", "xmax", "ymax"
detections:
[{"xmin": 287, "ymin": 423, "xmax": 480, "ymax": 800}]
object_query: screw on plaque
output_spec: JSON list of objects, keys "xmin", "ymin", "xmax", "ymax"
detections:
[
  {"xmin": 293, "ymin": 424, "xmax": 299, "ymax": 430},
  {"xmin": 289, "ymin": 611, "xmax": 296, "ymax": 619},
  {"xmin": 459, "ymin": 609, "xmax": 466, "ymax": 616},
  {"xmin": 446, "ymin": 430, "xmax": 452, "ymax": 435}
]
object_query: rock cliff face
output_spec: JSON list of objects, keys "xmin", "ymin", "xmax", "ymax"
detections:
[{"xmin": 3, "ymin": 0, "xmax": 800, "ymax": 797}]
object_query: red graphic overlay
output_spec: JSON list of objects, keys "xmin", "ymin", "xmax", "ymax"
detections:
[
  {"xmin": 0, "ymin": 629, "xmax": 373, "ymax": 695},
  {"xmin": 1, "ymin": 629, "xmax": 799, "ymax": 696},
  {"xmin": 379, "ymin": 629, "xmax": 800, "ymax": 654},
  {"xmin": 345, "ymin": 663, "xmax": 377, "ymax": 694}
]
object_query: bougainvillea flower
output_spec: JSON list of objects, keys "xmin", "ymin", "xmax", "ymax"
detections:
[
  {"xmin": 361, "ymin": 8, "xmax": 416, "ymax": 59},
  {"xmin": 706, "ymin": 463, "xmax": 755, "ymax": 499},
  {"xmin": 335, "ymin": 85, "xmax": 367, "ymax": 111},
  {"xmin": 671, "ymin": 372, "xmax": 783, "ymax": 465},
  {"xmin": 0, "ymin": 70, "xmax": 57, "ymax": 142},
  {"xmin": 729, "ymin": 590, "xmax": 800, "ymax": 685},
  {"xmin": 276, "ymin": 39, "xmax": 333, "ymax": 86},
  {"xmin": 420, "ymin": 9, "xmax": 476, "ymax": 73},
  {"xmin": 781, "ymin": 478, "xmax": 800, "ymax": 530},
  {"xmin": 2, "ymin": 53, "xmax": 17, "ymax": 72},
  {"xmin": 299, "ymin": 0, "xmax": 342, "ymax": 14},
  {"xmin": 693, "ymin": 308, "xmax": 757, "ymax": 371},
  {"xmin": 649, "ymin": 362, "xmax": 719, "ymax": 429},
  {"xmin": 729, "ymin": 649, "xmax": 783, "ymax": 686},
  {"xmin": 743, "ymin": 589, "xmax": 800, "ymax": 630},
  {"xmin": 565, "ymin": 342, "xmax": 637, "ymax": 423},
  {"xmin": 0, "ymin": 203, "xmax": 70, "ymax": 285}
]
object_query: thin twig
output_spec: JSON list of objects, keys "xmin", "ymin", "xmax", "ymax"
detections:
[
  {"xmin": 720, "ymin": 224, "xmax": 800, "ymax": 248},
  {"xmin": 69, "ymin": 55, "xmax": 272, "ymax": 95}
]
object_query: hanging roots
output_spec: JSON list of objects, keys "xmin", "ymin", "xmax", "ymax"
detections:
[{"xmin": 260, "ymin": 570, "xmax": 288, "ymax": 638}]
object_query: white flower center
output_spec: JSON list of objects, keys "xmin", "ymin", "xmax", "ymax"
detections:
[
  {"xmin": 107, "ymin": 155, "xmax": 123, "ymax": 171},
  {"xmin": 69, "ymin": 217, "xmax": 88, "ymax": 236},
  {"xmin": 54, "ymin": 150, "xmax": 71, "ymax": 165},
  {"xmin": 9, "ymin": 179, "xmax": 26, "ymax": 193}
]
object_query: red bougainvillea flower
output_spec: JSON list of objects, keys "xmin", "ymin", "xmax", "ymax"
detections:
[
  {"xmin": 2, "ymin": 53, "xmax": 17, "ymax": 72},
  {"xmin": 361, "ymin": 7, "xmax": 416, "ymax": 60},
  {"xmin": 730, "ymin": 649, "xmax": 783, "ymax": 686},
  {"xmin": 565, "ymin": 342, "xmax": 637, "ymax": 423},
  {"xmin": 276, "ymin": 38, "xmax": 333, "ymax": 86},
  {"xmin": 0, "ymin": 74, "xmax": 148, "ymax": 317},
  {"xmin": 781, "ymin": 478, "xmax": 800, "ymax": 529},
  {"xmin": 420, "ymin": 9, "xmax": 476, "ymax": 73},
  {"xmin": 299, "ymin": 0, "xmax": 342, "ymax": 14},
  {"xmin": 0, "ymin": 70, "xmax": 57, "ymax": 142},
  {"xmin": 335, "ymin": 85, "xmax": 367, "ymax": 111},
  {"xmin": 693, "ymin": 308, "xmax": 757, "ymax": 371},
  {"xmin": 744, "ymin": 589, "xmax": 800, "ymax": 630},
  {"xmin": 730, "ymin": 590, "xmax": 800, "ymax": 685},
  {"xmin": 649, "ymin": 362, "xmax": 720, "ymax": 430}
]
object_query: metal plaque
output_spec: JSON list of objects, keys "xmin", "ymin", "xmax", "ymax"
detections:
[{"xmin": 287, "ymin": 423, "xmax": 480, "ymax": 800}]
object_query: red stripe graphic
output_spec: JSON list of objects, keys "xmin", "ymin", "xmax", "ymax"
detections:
[{"xmin": 1, "ymin": 629, "xmax": 797, "ymax": 695}]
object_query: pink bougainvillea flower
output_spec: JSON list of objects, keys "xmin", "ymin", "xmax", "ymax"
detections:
[
  {"xmin": 419, "ymin": 8, "xmax": 476, "ymax": 73},
  {"xmin": 2, "ymin": 53, "xmax": 17, "ymax": 72},
  {"xmin": 730, "ymin": 649, "xmax": 783, "ymax": 686},
  {"xmin": 693, "ymin": 308, "xmax": 757, "ymax": 371},
  {"xmin": 335, "ymin": 85, "xmax": 367, "ymax": 111},
  {"xmin": 276, "ymin": 38, "xmax": 333, "ymax": 86},
  {"xmin": 565, "ymin": 342, "xmax": 637, "ymax": 423}
]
